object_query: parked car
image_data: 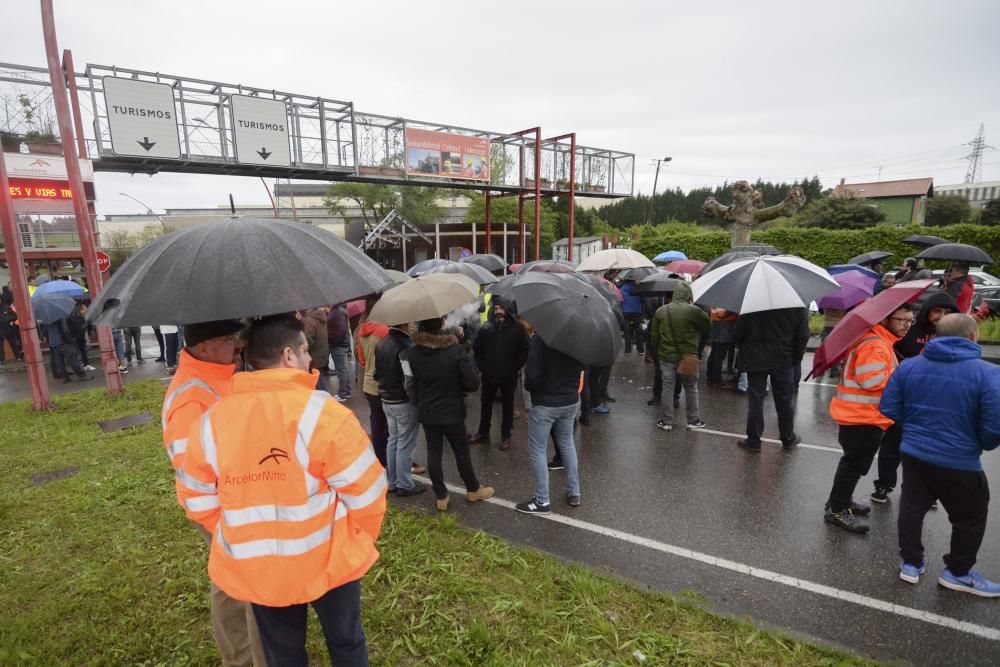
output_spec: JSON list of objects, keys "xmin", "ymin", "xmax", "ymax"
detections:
[
  {"xmin": 930, "ymin": 269, "xmax": 1000, "ymax": 289},
  {"xmin": 972, "ymin": 287, "xmax": 1000, "ymax": 317}
]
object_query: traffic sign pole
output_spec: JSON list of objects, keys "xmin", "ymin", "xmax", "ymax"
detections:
[{"xmin": 41, "ymin": 0, "xmax": 123, "ymax": 396}]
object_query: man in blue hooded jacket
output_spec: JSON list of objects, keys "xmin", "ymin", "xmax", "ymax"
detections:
[{"xmin": 879, "ymin": 314, "xmax": 1000, "ymax": 597}]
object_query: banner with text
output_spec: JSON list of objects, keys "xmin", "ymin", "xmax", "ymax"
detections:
[{"xmin": 404, "ymin": 128, "xmax": 490, "ymax": 181}]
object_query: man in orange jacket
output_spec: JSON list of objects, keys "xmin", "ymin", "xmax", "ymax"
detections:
[
  {"xmin": 177, "ymin": 314, "xmax": 386, "ymax": 667},
  {"xmin": 162, "ymin": 319, "xmax": 266, "ymax": 667},
  {"xmin": 824, "ymin": 304, "xmax": 914, "ymax": 534}
]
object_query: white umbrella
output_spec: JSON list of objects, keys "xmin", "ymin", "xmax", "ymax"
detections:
[
  {"xmin": 692, "ymin": 255, "xmax": 839, "ymax": 314},
  {"xmin": 368, "ymin": 273, "xmax": 480, "ymax": 326},
  {"xmin": 575, "ymin": 248, "xmax": 655, "ymax": 272}
]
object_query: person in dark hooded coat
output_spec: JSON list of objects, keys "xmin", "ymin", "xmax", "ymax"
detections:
[{"xmin": 469, "ymin": 296, "xmax": 530, "ymax": 451}]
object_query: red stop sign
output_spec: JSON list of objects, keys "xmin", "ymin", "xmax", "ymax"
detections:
[{"xmin": 96, "ymin": 250, "xmax": 111, "ymax": 273}]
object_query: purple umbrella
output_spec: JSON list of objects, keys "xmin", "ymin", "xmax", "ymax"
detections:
[{"xmin": 816, "ymin": 270, "xmax": 876, "ymax": 310}]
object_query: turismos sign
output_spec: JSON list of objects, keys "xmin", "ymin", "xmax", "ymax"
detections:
[{"xmin": 102, "ymin": 77, "xmax": 181, "ymax": 159}]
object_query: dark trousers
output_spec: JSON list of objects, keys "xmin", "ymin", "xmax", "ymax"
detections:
[
  {"xmin": 164, "ymin": 333, "xmax": 180, "ymax": 367},
  {"xmin": 478, "ymin": 377, "xmax": 516, "ymax": 439},
  {"xmin": 74, "ymin": 336, "xmax": 90, "ymax": 366},
  {"xmin": 152, "ymin": 326, "xmax": 166, "ymax": 360},
  {"xmin": 623, "ymin": 314, "xmax": 643, "ymax": 353},
  {"xmin": 364, "ymin": 392, "xmax": 388, "ymax": 466},
  {"xmin": 590, "ymin": 365, "xmax": 611, "ymax": 406},
  {"xmin": 0, "ymin": 327, "xmax": 22, "ymax": 362},
  {"xmin": 707, "ymin": 342, "xmax": 732, "ymax": 385},
  {"xmin": 423, "ymin": 422, "xmax": 480, "ymax": 500},
  {"xmin": 899, "ymin": 453, "xmax": 989, "ymax": 576},
  {"xmin": 51, "ymin": 343, "xmax": 86, "ymax": 379},
  {"xmin": 124, "ymin": 327, "xmax": 142, "ymax": 361},
  {"xmin": 745, "ymin": 367, "xmax": 797, "ymax": 445},
  {"xmin": 875, "ymin": 422, "xmax": 903, "ymax": 491},
  {"xmin": 251, "ymin": 579, "xmax": 367, "ymax": 667},
  {"xmin": 828, "ymin": 425, "xmax": 884, "ymax": 512},
  {"xmin": 649, "ymin": 346, "xmax": 662, "ymax": 400}
]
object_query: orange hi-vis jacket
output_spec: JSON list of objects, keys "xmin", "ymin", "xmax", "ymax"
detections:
[
  {"xmin": 162, "ymin": 349, "xmax": 235, "ymax": 470},
  {"xmin": 176, "ymin": 368, "xmax": 387, "ymax": 606},
  {"xmin": 829, "ymin": 323, "xmax": 900, "ymax": 430}
]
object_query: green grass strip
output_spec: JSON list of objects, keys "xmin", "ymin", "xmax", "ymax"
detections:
[{"xmin": 0, "ymin": 381, "xmax": 874, "ymax": 666}]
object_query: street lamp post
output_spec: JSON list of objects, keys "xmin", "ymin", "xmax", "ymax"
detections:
[
  {"xmin": 119, "ymin": 192, "xmax": 168, "ymax": 232},
  {"xmin": 645, "ymin": 156, "xmax": 672, "ymax": 225}
]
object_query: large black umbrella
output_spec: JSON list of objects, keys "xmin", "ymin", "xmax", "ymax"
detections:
[
  {"xmin": 460, "ymin": 253, "xmax": 507, "ymax": 272},
  {"xmin": 87, "ymin": 217, "xmax": 393, "ymax": 327},
  {"xmin": 916, "ymin": 243, "xmax": 994, "ymax": 265},
  {"xmin": 700, "ymin": 250, "xmax": 762, "ymax": 275},
  {"xmin": 501, "ymin": 272, "xmax": 622, "ymax": 366},
  {"xmin": 632, "ymin": 273, "xmax": 679, "ymax": 296},
  {"xmin": 423, "ymin": 260, "xmax": 498, "ymax": 285},
  {"xmin": 848, "ymin": 250, "xmax": 893, "ymax": 266},
  {"xmin": 904, "ymin": 234, "xmax": 948, "ymax": 247},
  {"xmin": 617, "ymin": 267, "xmax": 658, "ymax": 282},
  {"xmin": 515, "ymin": 259, "xmax": 575, "ymax": 274},
  {"xmin": 569, "ymin": 272, "xmax": 624, "ymax": 326}
]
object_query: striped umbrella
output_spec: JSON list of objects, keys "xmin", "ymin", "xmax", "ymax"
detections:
[{"xmin": 692, "ymin": 255, "xmax": 839, "ymax": 314}]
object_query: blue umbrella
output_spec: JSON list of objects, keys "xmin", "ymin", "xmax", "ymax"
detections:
[
  {"xmin": 653, "ymin": 250, "xmax": 687, "ymax": 263},
  {"xmin": 33, "ymin": 279, "xmax": 87, "ymax": 297}
]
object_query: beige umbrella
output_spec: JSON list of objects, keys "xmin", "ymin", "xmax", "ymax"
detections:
[
  {"xmin": 367, "ymin": 273, "xmax": 480, "ymax": 326},
  {"xmin": 576, "ymin": 248, "xmax": 655, "ymax": 272}
]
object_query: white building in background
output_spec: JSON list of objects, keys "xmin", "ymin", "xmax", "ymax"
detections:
[
  {"xmin": 552, "ymin": 236, "xmax": 615, "ymax": 266},
  {"xmin": 936, "ymin": 181, "xmax": 1000, "ymax": 208}
]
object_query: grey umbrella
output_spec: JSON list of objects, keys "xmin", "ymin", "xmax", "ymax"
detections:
[
  {"xmin": 407, "ymin": 258, "xmax": 452, "ymax": 277},
  {"xmin": 460, "ymin": 253, "xmax": 507, "ymax": 272},
  {"xmin": 632, "ymin": 273, "xmax": 679, "ymax": 296},
  {"xmin": 903, "ymin": 234, "xmax": 948, "ymax": 247},
  {"xmin": 848, "ymin": 250, "xmax": 893, "ymax": 266},
  {"xmin": 916, "ymin": 243, "xmax": 994, "ymax": 265},
  {"xmin": 423, "ymin": 260, "xmax": 498, "ymax": 285},
  {"xmin": 617, "ymin": 267, "xmax": 658, "ymax": 282},
  {"xmin": 87, "ymin": 216, "xmax": 393, "ymax": 327},
  {"xmin": 501, "ymin": 272, "xmax": 622, "ymax": 366}
]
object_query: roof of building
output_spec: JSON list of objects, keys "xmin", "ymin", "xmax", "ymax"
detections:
[
  {"xmin": 552, "ymin": 236, "xmax": 603, "ymax": 246},
  {"xmin": 834, "ymin": 178, "xmax": 933, "ymax": 199}
]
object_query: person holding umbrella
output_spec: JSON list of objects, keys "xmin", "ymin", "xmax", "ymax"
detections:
[
  {"xmin": 943, "ymin": 263, "xmax": 975, "ymax": 313},
  {"xmin": 879, "ymin": 314, "xmax": 1000, "ymax": 596},
  {"xmin": 824, "ymin": 303, "xmax": 915, "ymax": 534}
]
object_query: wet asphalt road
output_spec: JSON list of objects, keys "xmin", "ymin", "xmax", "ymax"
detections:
[{"xmin": 4, "ymin": 341, "xmax": 998, "ymax": 665}]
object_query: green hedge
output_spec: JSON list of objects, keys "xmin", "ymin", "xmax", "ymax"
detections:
[{"xmin": 633, "ymin": 224, "xmax": 1000, "ymax": 268}]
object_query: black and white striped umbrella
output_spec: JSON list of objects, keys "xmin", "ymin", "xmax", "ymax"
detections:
[{"xmin": 691, "ymin": 255, "xmax": 838, "ymax": 314}]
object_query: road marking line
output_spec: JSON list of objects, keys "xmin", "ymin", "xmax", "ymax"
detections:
[
  {"xmin": 801, "ymin": 380, "xmax": 838, "ymax": 387},
  {"xmin": 696, "ymin": 427, "xmax": 842, "ymax": 454},
  {"xmin": 418, "ymin": 477, "xmax": 1000, "ymax": 643}
]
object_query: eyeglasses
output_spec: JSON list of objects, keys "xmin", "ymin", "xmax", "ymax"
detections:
[{"xmin": 889, "ymin": 316, "xmax": 914, "ymax": 326}]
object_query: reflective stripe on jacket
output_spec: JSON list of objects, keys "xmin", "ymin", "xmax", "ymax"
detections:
[
  {"xmin": 162, "ymin": 349, "xmax": 235, "ymax": 469},
  {"xmin": 829, "ymin": 324, "xmax": 899, "ymax": 429},
  {"xmin": 176, "ymin": 368, "xmax": 386, "ymax": 606}
]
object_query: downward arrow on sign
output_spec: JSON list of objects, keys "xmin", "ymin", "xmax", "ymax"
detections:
[
  {"xmin": 257, "ymin": 147, "xmax": 272, "ymax": 160},
  {"xmin": 137, "ymin": 137, "xmax": 157, "ymax": 151}
]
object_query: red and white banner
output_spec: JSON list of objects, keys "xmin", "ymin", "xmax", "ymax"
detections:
[{"xmin": 404, "ymin": 128, "xmax": 489, "ymax": 181}]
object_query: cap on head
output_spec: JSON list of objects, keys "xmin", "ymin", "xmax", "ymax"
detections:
[{"xmin": 183, "ymin": 319, "xmax": 244, "ymax": 348}]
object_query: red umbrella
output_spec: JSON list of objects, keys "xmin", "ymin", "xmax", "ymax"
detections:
[
  {"xmin": 508, "ymin": 263, "xmax": 523, "ymax": 273},
  {"xmin": 808, "ymin": 279, "xmax": 936, "ymax": 380},
  {"xmin": 346, "ymin": 299, "xmax": 366, "ymax": 318},
  {"xmin": 663, "ymin": 259, "xmax": 707, "ymax": 275}
]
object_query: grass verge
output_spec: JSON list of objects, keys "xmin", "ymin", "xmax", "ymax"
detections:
[{"xmin": 0, "ymin": 381, "xmax": 873, "ymax": 665}]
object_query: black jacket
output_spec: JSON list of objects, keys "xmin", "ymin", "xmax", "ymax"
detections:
[
  {"xmin": 373, "ymin": 328, "xmax": 412, "ymax": 404},
  {"xmin": 524, "ymin": 335, "xmax": 584, "ymax": 408},
  {"xmin": 403, "ymin": 331, "xmax": 479, "ymax": 425},
  {"xmin": 731, "ymin": 308, "xmax": 809, "ymax": 372},
  {"xmin": 894, "ymin": 291, "xmax": 958, "ymax": 359},
  {"xmin": 473, "ymin": 312, "xmax": 529, "ymax": 382}
]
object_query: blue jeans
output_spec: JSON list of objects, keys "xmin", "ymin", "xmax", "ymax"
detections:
[
  {"xmin": 659, "ymin": 361, "xmax": 699, "ymax": 425},
  {"xmin": 528, "ymin": 402, "xmax": 580, "ymax": 505},
  {"xmin": 329, "ymin": 339, "xmax": 352, "ymax": 397},
  {"xmin": 112, "ymin": 329, "xmax": 125, "ymax": 363},
  {"xmin": 251, "ymin": 579, "xmax": 367, "ymax": 667},
  {"xmin": 382, "ymin": 401, "xmax": 420, "ymax": 491}
]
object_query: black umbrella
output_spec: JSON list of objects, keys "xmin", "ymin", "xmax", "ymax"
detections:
[
  {"xmin": 460, "ymin": 253, "xmax": 507, "ymax": 272},
  {"xmin": 501, "ymin": 272, "xmax": 622, "ymax": 366},
  {"xmin": 87, "ymin": 216, "xmax": 393, "ymax": 327},
  {"xmin": 423, "ymin": 260, "xmax": 498, "ymax": 285},
  {"xmin": 632, "ymin": 273, "xmax": 679, "ymax": 296},
  {"xmin": 848, "ymin": 250, "xmax": 893, "ymax": 266},
  {"xmin": 904, "ymin": 234, "xmax": 948, "ymax": 248},
  {"xmin": 916, "ymin": 243, "xmax": 994, "ymax": 265},
  {"xmin": 515, "ymin": 259, "xmax": 575, "ymax": 274},
  {"xmin": 617, "ymin": 267, "xmax": 658, "ymax": 282},
  {"xmin": 700, "ymin": 250, "xmax": 762, "ymax": 275},
  {"xmin": 569, "ymin": 272, "xmax": 624, "ymax": 327}
]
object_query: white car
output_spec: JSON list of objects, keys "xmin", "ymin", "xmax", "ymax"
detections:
[{"xmin": 930, "ymin": 269, "xmax": 1000, "ymax": 289}]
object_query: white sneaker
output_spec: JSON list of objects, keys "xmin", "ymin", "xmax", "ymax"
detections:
[{"xmin": 84, "ymin": 365, "xmax": 96, "ymax": 371}]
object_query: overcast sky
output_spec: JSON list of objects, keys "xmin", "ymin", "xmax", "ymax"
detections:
[{"xmin": 4, "ymin": 0, "xmax": 999, "ymax": 216}]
